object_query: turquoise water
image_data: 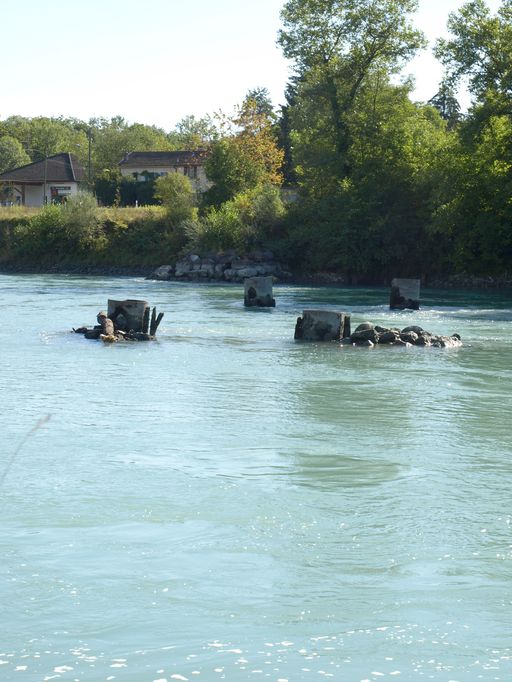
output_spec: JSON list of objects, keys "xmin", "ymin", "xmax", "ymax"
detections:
[{"xmin": 1, "ymin": 274, "xmax": 511, "ymax": 682}]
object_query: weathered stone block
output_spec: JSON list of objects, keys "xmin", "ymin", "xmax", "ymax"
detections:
[
  {"xmin": 379, "ymin": 330, "xmax": 400, "ymax": 344},
  {"xmin": 108, "ymin": 299, "xmax": 149, "ymax": 332},
  {"xmin": 244, "ymin": 276, "xmax": 276, "ymax": 307},
  {"xmin": 400, "ymin": 330, "xmax": 419, "ymax": 344},
  {"xmin": 390, "ymin": 278, "xmax": 421, "ymax": 310},
  {"xmin": 294, "ymin": 310, "xmax": 351, "ymax": 341},
  {"xmin": 351, "ymin": 327, "xmax": 380, "ymax": 344}
]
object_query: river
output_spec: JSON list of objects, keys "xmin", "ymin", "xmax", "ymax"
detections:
[{"xmin": 1, "ymin": 274, "xmax": 511, "ymax": 682}]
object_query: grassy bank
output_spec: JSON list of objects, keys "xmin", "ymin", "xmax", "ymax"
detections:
[
  {"xmin": 0, "ymin": 204, "xmax": 186, "ymax": 272},
  {"xmin": 0, "ymin": 186, "xmax": 288, "ymax": 275}
]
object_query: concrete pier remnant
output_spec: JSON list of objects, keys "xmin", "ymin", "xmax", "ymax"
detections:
[
  {"xmin": 244, "ymin": 276, "xmax": 276, "ymax": 307},
  {"xmin": 107, "ymin": 299, "xmax": 149, "ymax": 332},
  {"xmin": 294, "ymin": 310, "xmax": 351, "ymax": 341},
  {"xmin": 74, "ymin": 299, "xmax": 164, "ymax": 342},
  {"xmin": 390, "ymin": 278, "xmax": 420, "ymax": 310}
]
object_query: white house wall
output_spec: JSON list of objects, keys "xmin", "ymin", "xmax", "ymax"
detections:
[
  {"xmin": 23, "ymin": 183, "xmax": 80, "ymax": 207},
  {"xmin": 25, "ymin": 185, "xmax": 45, "ymax": 207},
  {"xmin": 120, "ymin": 165, "xmax": 212, "ymax": 193}
]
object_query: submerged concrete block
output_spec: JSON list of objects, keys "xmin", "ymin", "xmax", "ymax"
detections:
[
  {"xmin": 390, "ymin": 278, "xmax": 420, "ymax": 310},
  {"xmin": 244, "ymin": 276, "xmax": 276, "ymax": 307},
  {"xmin": 294, "ymin": 310, "xmax": 351, "ymax": 341}
]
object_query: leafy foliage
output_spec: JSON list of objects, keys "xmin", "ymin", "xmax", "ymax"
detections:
[
  {"xmin": 185, "ymin": 185, "xmax": 285, "ymax": 253},
  {"xmin": 278, "ymin": 0, "xmax": 425, "ymax": 181},
  {"xmin": 204, "ymin": 93, "xmax": 284, "ymax": 205},
  {"xmin": 435, "ymin": 0, "xmax": 512, "ymax": 109},
  {"xmin": 154, "ymin": 172, "xmax": 197, "ymax": 227},
  {"xmin": 0, "ymin": 136, "xmax": 31, "ymax": 173}
]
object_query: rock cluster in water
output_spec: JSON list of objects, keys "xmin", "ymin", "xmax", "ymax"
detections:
[
  {"xmin": 347, "ymin": 322, "xmax": 462, "ymax": 348},
  {"xmin": 148, "ymin": 251, "xmax": 292, "ymax": 283}
]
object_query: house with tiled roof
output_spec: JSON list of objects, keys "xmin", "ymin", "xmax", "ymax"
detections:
[
  {"xmin": 0, "ymin": 153, "xmax": 85, "ymax": 206},
  {"xmin": 119, "ymin": 150, "xmax": 211, "ymax": 193}
]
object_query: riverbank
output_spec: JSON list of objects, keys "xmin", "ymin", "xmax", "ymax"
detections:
[
  {"xmin": 2, "ymin": 259, "xmax": 512, "ymax": 290},
  {"xmin": 0, "ymin": 262, "xmax": 150, "ymax": 277},
  {"xmin": 2, "ymin": 206, "xmax": 511, "ymax": 289}
]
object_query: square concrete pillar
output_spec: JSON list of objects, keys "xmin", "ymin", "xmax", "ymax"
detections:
[
  {"xmin": 294, "ymin": 310, "xmax": 351, "ymax": 341},
  {"xmin": 107, "ymin": 299, "xmax": 149, "ymax": 332},
  {"xmin": 390, "ymin": 278, "xmax": 420, "ymax": 310},
  {"xmin": 244, "ymin": 276, "xmax": 276, "ymax": 307}
]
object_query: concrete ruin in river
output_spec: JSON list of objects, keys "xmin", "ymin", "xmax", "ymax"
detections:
[{"xmin": 73, "ymin": 299, "xmax": 163, "ymax": 342}]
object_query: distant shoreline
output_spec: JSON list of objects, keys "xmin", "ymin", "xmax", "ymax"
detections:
[{"xmin": 1, "ymin": 263, "xmax": 512, "ymax": 291}]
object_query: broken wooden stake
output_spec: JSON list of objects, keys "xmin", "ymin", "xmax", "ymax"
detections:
[
  {"xmin": 142, "ymin": 306, "xmax": 150, "ymax": 334},
  {"xmin": 151, "ymin": 311, "xmax": 164, "ymax": 336}
]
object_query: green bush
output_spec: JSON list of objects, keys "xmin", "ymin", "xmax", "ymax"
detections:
[
  {"xmin": 185, "ymin": 203, "xmax": 250, "ymax": 252},
  {"xmin": 154, "ymin": 173, "xmax": 197, "ymax": 227},
  {"xmin": 61, "ymin": 192, "xmax": 100, "ymax": 246},
  {"xmin": 106, "ymin": 208, "xmax": 186, "ymax": 266},
  {"xmin": 12, "ymin": 204, "xmax": 66, "ymax": 261},
  {"xmin": 186, "ymin": 184, "xmax": 286, "ymax": 253},
  {"xmin": 232, "ymin": 184, "xmax": 285, "ymax": 236}
]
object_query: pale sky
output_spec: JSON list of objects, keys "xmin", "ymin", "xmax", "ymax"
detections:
[{"xmin": 0, "ymin": 0, "xmax": 502, "ymax": 130}]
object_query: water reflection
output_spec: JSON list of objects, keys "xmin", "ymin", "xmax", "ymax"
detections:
[{"xmin": 286, "ymin": 452, "xmax": 404, "ymax": 489}]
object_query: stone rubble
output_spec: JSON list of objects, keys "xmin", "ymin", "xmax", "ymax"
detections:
[
  {"xmin": 347, "ymin": 322, "xmax": 462, "ymax": 348},
  {"xmin": 147, "ymin": 251, "xmax": 292, "ymax": 283}
]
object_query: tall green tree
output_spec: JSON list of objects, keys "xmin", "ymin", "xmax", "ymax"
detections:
[
  {"xmin": 204, "ymin": 93, "xmax": 284, "ymax": 205},
  {"xmin": 1, "ymin": 115, "xmax": 88, "ymax": 164},
  {"xmin": 428, "ymin": 83, "xmax": 461, "ymax": 129},
  {"xmin": 277, "ymin": 81, "xmax": 300, "ymax": 184},
  {"xmin": 433, "ymin": 1, "xmax": 512, "ymax": 275},
  {"xmin": 204, "ymin": 138, "xmax": 260, "ymax": 205},
  {"xmin": 91, "ymin": 116, "xmax": 172, "ymax": 172},
  {"xmin": 431, "ymin": 113, "xmax": 512, "ymax": 274},
  {"xmin": 0, "ymin": 136, "xmax": 31, "ymax": 173},
  {"xmin": 278, "ymin": 0, "xmax": 425, "ymax": 180},
  {"xmin": 169, "ymin": 115, "xmax": 218, "ymax": 149},
  {"xmin": 283, "ymin": 77, "xmax": 453, "ymax": 279},
  {"xmin": 244, "ymin": 87, "xmax": 276, "ymax": 120},
  {"xmin": 435, "ymin": 0, "xmax": 512, "ymax": 111}
]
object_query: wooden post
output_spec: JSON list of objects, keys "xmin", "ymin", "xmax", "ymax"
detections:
[
  {"xmin": 151, "ymin": 312, "xmax": 164, "ymax": 336},
  {"xmin": 150, "ymin": 307, "xmax": 157, "ymax": 335},
  {"xmin": 142, "ymin": 306, "xmax": 150, "ymax": 334}
]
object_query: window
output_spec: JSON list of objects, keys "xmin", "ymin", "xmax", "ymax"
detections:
[{"xmin": 182, "ymin": 166, "xmax": 198, "ymax": 179}]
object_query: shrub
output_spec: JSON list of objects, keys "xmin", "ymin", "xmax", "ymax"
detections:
[
  {"xmin": 61, "ymin": 192, "xmax": 100, "ymax": 245},
  {"xmin": 12, "ymin": 204, "xmax": 66, "ymax": 261},
  {"xmin": 185, "ymin": 203, "xmax": 250, "ymax": 252},
  {"xmin": 232, "ymin": 184, "xmax": 285, "ymax": 235},
  {"xmin": 154, "ymin": 173, "xmax": 197, "ymax": 227}
]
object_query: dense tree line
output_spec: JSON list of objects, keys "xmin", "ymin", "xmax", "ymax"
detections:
[
  {"xmin": 1, "ymin": 0, "xmax": 511, "ymax": 281},
  {"xmin": 276, "ymin": 0, "xmax": 512, "ymax": 280}
]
